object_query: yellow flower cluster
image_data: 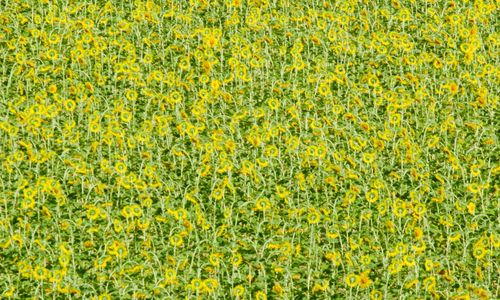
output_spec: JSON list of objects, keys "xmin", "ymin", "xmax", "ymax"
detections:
[{"xmin": 0, "ymin": 0, "xmax": 498, "ymax": 299}]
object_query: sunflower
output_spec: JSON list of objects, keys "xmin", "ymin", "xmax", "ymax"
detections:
[
  {"xmin": 307, "ymin": 209, "xmax": 321, "ymax": 225},
  {"xmin": 255, "ymin": 291, "xmax": 267, "ymax": 300},
  {"xmin": 232, "ymin": 285, "xmax": 245, "ymax": 297},
  {"xmin": 256, "ymin": 197, "xmax": 271, "ymax": 212},
  {"xmin": 345, "ymin": 273, "xmax": 360, "ymax": 288},
  {"xmin": 472, "ymin": 246, "xmax": 488, "ymax": 260},
  {"xmin": 169, "ymin": 234, "xmax": 184, "ymax": 247}
]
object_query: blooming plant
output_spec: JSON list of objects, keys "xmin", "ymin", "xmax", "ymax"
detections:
[{"xmin": 0, "ymin": 0, "xmax": 498, "ymax": 299}]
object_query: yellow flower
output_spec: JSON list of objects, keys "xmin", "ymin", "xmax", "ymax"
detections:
[
  {"xmin": 209, "ymin": 253, "xmax": 221, "ymax": 267},
  {"xmin": 256, "ymin": 197, "xmax": 271, "ymax": 211},
  {"xmin": 107, "ymin": 241, "xmax": 128, "ymax": 259},
  {"xmin": 393, "ymin": 202, "xmax": 407, "ymax": 218},
  {"xmin": 490, "ymin": 233, "xmax": 500, "ymax": 248},
  {"xmin": 472, "ymin": 246, "xmax": 487, "ymax": 260},
  {"xmin": 232, "ymin": 285, "xmax": 245, "ymax": 297},
  {"xmin": 267, "ymin": 98, "xmax": 280, "ymax": 110},
  {"xmin": 130, "ymin": 204, "xmax": 142, "ymax": 217},
  {"xmin": 412, "ymin": 203, "xmax": 427, "ymax": 218},
  {"xmin": 394, "ymin": 242, "xmax": 408, "ymax": 255},
  {"xmin": 114, "ymin": 161, "xmax": 128, "ymax": 174},
  {"xmin": 33, "ymin": 266, "xmax": 49, "ymax": 281},
  {"xmin": 318, "ymin": 82, "xmax": 331, "ymax": 96},
  {"xmin": 307, "ymin": 209, "xmax": 321, "ymax": 225},
  {"xmin": 362, "ymin": 152, "xmax": 376, "ymax": 164},
  {"xmin": 3, "ymin": 287, "xmax": 15, "ymax": 297},
  {"xmin": 86, "ymin": 206, "xmax": 101, "ymax": 221},
  {"xmin": 169, "ymin": 91, "xmax": 183, "ymax": 104},
  {"xmin": 89, "ymin": 121, "xmax": 100, "ymax": 133},
  {"xmin": 113, "ymin": 219, "xmax": 123, "ymax": 233},
  {"xmin": 423, "ymin": 276, "xmax": 436, "ymax": 292},
  {"xmin": 377, "ymin": 200, "xmax": 389, "ymax": 216},
  {"xmin": 467, "ymin": 183, "xmax": 480, "ymax": 193},
  {"xmin": 370, "ymin": 289, "xmax": 383, "ymax": 300},
  {"xmin": 404, "ymin": 279, "xmax": 419, "ymax": 289},
  {"xmin": 345, "ymin": 273, "xmax": 360, "ymax": 288},
  {"xmin": 467, "ymin": 202, "xmax": 476, "ymax": 214},
  {"xmin": 255, "ymin": 291, "xmax": 267, "ymax": 300},
  {"xmin": 230, "ymin": 252, "xmax": 243, "ymax": 267},
  {"xmin": 169, "ymin": 234, "xmax": 184, "ymax": 247},
  {"xmin": 125, "ymin": 89, "xmax": 138, "ymax": 101},
  {"xmin": 424, "ymin": 259, "xmax": 434, "ymax": 271},
  {"xmin": 211, "ymin": 187, "xmax": 224, "ymax": 200},
  {"xmin": 178, "ymin": 56, "xmax": 190, "ymax": 70},
  {"xmin": 276, "ymin": 185, "xmax": 290, "ymax": 199},
  {"xmin": 120, "ymin": 110, "xmax": 132, "ymax": 122},
  {"xmin": 403, "ymin": 255, "xmax": 416, "ymax": 267},
  {"xmin": 163, "ymin": 268, "xmax": 177, "ymax": 285},
  {"xmin": 414, "ymin": 227, "xmax": 424, "ymax": 240},
  {"xmin": 63, "ymin": 99, "xmax": 76, "ymax": 112},
  {"xmin": 342, "ymin": 190, "xmax": 357, "ymax": 207},
  {"xmin": 203, "ymin": 278, "xmax": 219, "ymax": 293},
  {"xmin": 470, "ymin": 164, "xmax": 481, "ymax": 176},
  {"xmin": 273, "ymin": 282, "xmax": 285, "ymax": 295},
  {"xmin": 388, "ymin": 260, "xmax": 403, "ymax": 274},
  {"xmin": 412, "ymin": 240, "xmax": 427, "ymax": 254},
  {"xmin": 365, "ymin": 189, "xmax": 379, "ymax": 203},
  {"xmin": 121, "ymin": 206, "xmax": 133, "ymax": 218},
  {"xmin": 324, "ymin": 251, "xmax": 341, "ymax": 266},
  {"xmin": 98, "ymin": 293, "xmax": 112, "ymax": 300},
  {"xmin": 21, "ymin": 198, "xmax": 36, "ymax": 210},
  {"xmin": 264, "ymin": 145, "xmax": 279, "ymax": 157},
  {"xmin": 23, "ymin": 187, "xmax": 37, "ymax": 199},
  {"xmin": 360, "ymin": 255, "xmax": 372, "ymax": 266},
  {"xmin": 358, "ymin": 270, "xmax": 373, "ymax": 288},
  {"xmin": 389, "ymin": 112, "xmax": 401, "ymax": 125},
  {"xmin": 473, "ymin": 287, "xmax": 490, "ymax": 299},
  {"xmin": 187, "ymin": 278, "xmax": 204, "ymax": 293},
  {"xmin": 48, "ymin": 84, "xmax": 58, "ymax": 94},
  {"xmin": 449, "ymin": 232, "xmax": 461, "ymax": 243}
]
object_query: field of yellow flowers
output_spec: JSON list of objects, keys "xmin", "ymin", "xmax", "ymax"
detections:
[{"xmin": 0, "ymin": 0, "xmax": 499, "ymax": 299}]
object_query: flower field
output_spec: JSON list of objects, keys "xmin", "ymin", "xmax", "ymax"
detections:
[{"xmin": 0, "ymin": 0, "xmax": 498, "ymax": 299}]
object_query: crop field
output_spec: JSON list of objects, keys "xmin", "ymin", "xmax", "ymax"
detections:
[{"xmin": 0, "ymin": 0, "xmax": 498, "ymax": 299}]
